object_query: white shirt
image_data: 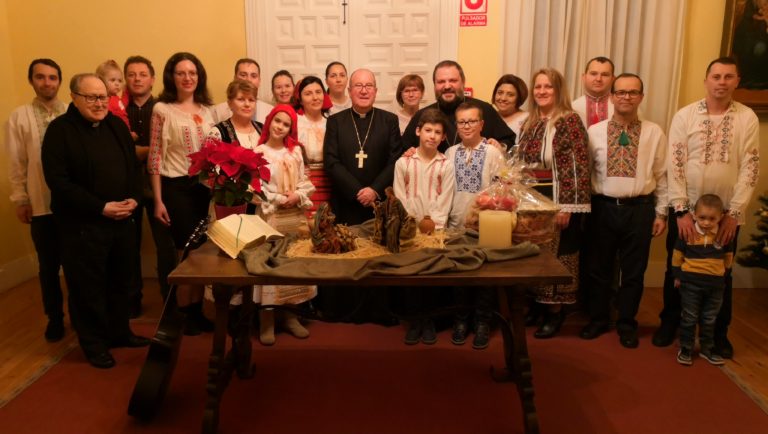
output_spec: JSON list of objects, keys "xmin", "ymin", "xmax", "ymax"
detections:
[
  {"xmin": 148, "ymin": 102, "xmax": 216, "ymax": 178},
  {"xmin": 255, "ymin": 144, "xmax": 315, "ymax": 216},
  {"xmin": 296, "ymin": 114, "xmax": 327, "ymax": 165},
  {"xmin": 445, "ymin": 140, "xmax": 504, "ymax": 228},
  {"xmin": 5, "ymin": 99, "xmax": 67, "ymax": 216},
  {"xmin": 572, "ymin": 95, "xmax": 614, "ymax": 129},
  {"xmin": 667, "ymin": 99, "xmax": 760, "ymax": 224},
  {"xmin": 329, "ymin": 97, "xmax": 351, "ymax": 115},
  {"xmin": 503, "ymin": 111, "xmax": 529, "ymax": 146},
  {"xmin": 393, "ymin": 149, "xmax": 456, "ymax": 229},
  {"xmin": 589, "ymin": 118, "xmax": 668, "ymax": 216},
  {"xmin": 212, "ymin": 100, "xmax": 273, "ymax": 125}
]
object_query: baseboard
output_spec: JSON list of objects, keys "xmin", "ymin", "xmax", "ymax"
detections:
[
  {"xmin": 0, "ymin": 254, "xmax": 38, "ymax": 294},
  {"xmin": 643, "ymin": 259, "xmax": 768, "ymax": 289}
]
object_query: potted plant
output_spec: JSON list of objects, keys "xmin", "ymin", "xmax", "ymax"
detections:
[{"xmin": 188, "ymin": 137, "xmax": 271, "ymax": 219}]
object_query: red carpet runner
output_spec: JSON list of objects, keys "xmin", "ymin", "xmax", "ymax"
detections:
[{"xmin": 1, "ymin": 322, "xmax": 766, "ymax": 434}]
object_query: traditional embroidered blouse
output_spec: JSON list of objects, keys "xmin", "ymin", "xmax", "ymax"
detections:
[
  {"xmin": 6, "ymin": 99, "xmax": 67, "ymax": 215},
  {"xmin": 147, "ymin": 102, "xmax": 216, "ymax": 178},
  {"xmin": 254, "ymin": 144, "xmax": 315, "ymax": 216},
  {"xmin": 667, "ymin": 99, "xmax": 760, "ymax": 224},
  {"xmin": 445, "ymin": 140, "xmax": 504, "ymax": 228},
  {"xmin": 393, "ymin": 148, "xmax": 456, "ymax": 229},
  {"xmin": 589, "ymin": 118, "xmax": 668, "ymax": 216},
  {"xmin": 297, "ymin": 114, "xmax": 327, "ymax": 167},
  {"xmin": 518, "ymin": 112, "xmax": 591, "ymax": 213},
  {"xmin": 572, "ymin": 94, "xmax": 614, "ymax": 129}
]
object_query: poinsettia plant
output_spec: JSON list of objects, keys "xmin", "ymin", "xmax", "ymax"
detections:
[{"xmin": 188, "ymin": 137, "xmax": 271, "ymax": 206}]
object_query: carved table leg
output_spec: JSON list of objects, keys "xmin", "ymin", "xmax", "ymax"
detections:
[
  {"xmin": 491, "ymin": 286, "xmax": 539, "ymax": 434},
  {"xmin": 202, "ymin": 285, "xmax": 235, "ymax": 434}
]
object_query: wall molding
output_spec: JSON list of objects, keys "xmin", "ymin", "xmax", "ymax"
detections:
[{"xmin": 0, "ymin": 253, "xmax": 37, "ymax": 294}]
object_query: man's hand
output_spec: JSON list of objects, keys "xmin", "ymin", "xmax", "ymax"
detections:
[
  {"xmin": 652, "ymin": 216, "xmax": 667, "ymax": 237},
  {"xmin": 357, "ymin": 187, "xmax": 378, "ymax": 207},
  {"xmin": 15, "ymin": 204, "xmax": 33, "ymax": 224},
  {"xmin": 153, "ymin": 201, "xmax": 171, "ymax": 226},
  {"xmin": 677, "ymin": 212, "xmax": 695, "ymax": 243},
  {"xmin": 674, "ymin": 278, "xmax": 681, "ymax": 288},
  {"xmin": 555, "ymin": 211, "xmax": 571, "ymax": 230},
  {"xmin": 103, "ymin": 199, "xmax": 137, "ymax": 220},
  {"xmin": 716, "ymin": 213, "xmax": 738, "ymax": 246}
]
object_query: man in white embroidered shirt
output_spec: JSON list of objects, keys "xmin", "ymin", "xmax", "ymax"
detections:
[
  {"xmin": 654, "ymin": 57, "xmax": 760, "ymax": 358},
  {"xmin": 572, "ymin": 56, "xmax": 616, "ymax": 129},
  {"xmin": 5, "ymin": 58, "xmax": 67, "ymax": 342},
  {"xmin": 581, "ymin": 73, "xmax": 667, "ymax": 349}
]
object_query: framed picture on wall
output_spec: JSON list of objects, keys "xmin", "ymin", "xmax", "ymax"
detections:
[{"xmin": 721, "ymin": 0, "xmax": 768, "ymax": 113}]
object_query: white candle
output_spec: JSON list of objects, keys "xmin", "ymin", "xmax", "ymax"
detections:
[{"xmin": 478, "ymin": 210, "xmax": 513, "ymax": 248}]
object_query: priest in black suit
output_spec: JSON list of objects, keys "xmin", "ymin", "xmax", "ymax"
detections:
[
  {"xmin": 402, "ymin": 60, "xmax": 514, "ymax": 153},
  {"xmin": 323, "ymin": 68, "xmax": 403, "ymax": 225},
  {"xmin": 320, "ymin": 68, "xmax": 403, "ymax": 324}
]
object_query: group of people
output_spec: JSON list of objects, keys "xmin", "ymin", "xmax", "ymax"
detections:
[{"xmin": 6, "ymin": 51, "xmax": 759, "ymax": 369}]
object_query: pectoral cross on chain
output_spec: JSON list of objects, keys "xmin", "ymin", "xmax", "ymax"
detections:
[{"xmin": 355, "ymin": 150, "xmax": 368, "ymax": 168}]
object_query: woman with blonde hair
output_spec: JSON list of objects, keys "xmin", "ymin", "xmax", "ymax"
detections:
[{"xmin": 517, "ymin": 67, "xmax": 590, "ymax": 339}]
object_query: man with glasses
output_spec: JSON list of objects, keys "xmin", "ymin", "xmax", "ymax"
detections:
[
  {"xmin": 42, "ymin": 73, "xmax": 149, "ymax": 369},
  {"xmin": 654, "ymin": 57, "xmax": 760, "ymax": 358},
  {"xmin": 402, "ymin": 60, "xmax": 514, "ymax": 153},
  {"xmin": 321, "ymin": 68, "xmax": 402, "ymax": 324},
  {"xmin": 6, "ymin": 59, "xmax": 67, "ymax": 341},
  {"xmin": 572, "ymin": 56, "xmax": 616, "ymax": 129},
  {"xmin": 581, "ymin": 73, "xmax": 668, "ymax": 348}
]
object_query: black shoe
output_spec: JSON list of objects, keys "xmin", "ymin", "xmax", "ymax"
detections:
[
  {"xmin": 714, "ymin": 336, "xmax": 734, "ymax": 359},
  {"xmin": 524, "ymin": 303, "xmax": 543, "ymax": 326},
  {"xmin": 86, "ymin": 351, "xmax": 116, "ymax": 369},
  {"xmin": 451, "ymin": 320, "xmax": 468, "ymax": 345},
  {"xmin": 45, "ymin": 318, "xmax": 65, "ymax": 342},
  {"xmin": 472, "ymin": 322, "xmax": 490, "ymax": 349},
  {"xmin": 652, "ymin": 322, "xmax": 677, "ymax": 347},
  {"xmin": 579, "ymin": 321, "xmax": 609, "ymax": 340},
  {"xmin": 404, "ymin": 321, "xmax": 421, "ymax": 345},
  {"xmin": 421, "ymin": 320, "xmax": 437, "ymax": 345},
  {"xmin": 534, "ymin": 311, "xmax": 564, "ymax": 339},
  {"xmin": 618, "ymin": 329, "xmax": 639, "ymax": 349},
  {"xmin": 110, "ymin": 334, "xmax": 151, "ymax": 348}
]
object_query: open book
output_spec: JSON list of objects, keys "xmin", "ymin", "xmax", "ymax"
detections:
[{"xmin": 207, "ymin": 214, "xmax": 284, "ymax": 259}]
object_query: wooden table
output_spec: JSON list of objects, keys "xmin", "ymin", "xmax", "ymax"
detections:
[{"xmin": 169, "ymin": 241, "xmax": 572, "ymax": 434}]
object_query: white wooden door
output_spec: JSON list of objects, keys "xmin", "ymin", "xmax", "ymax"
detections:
[{"xmin": 249, "ymin": 0, "xmax": 454, "ymax": 107}]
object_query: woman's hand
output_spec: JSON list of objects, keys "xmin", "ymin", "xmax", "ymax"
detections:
[
  {"xmin": 281, "ymin": 192, "xmax": 300, "ymax": 208},
  {"xmin": 154, "ymin": 201, "xmax": 171, "ymax": 226},
  {"xmin": 555, "ymin": 211, "xmax": 571, "ymax": 230}
]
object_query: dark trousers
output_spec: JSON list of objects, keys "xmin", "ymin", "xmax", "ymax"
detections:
[
  {"xmin": 454, "ymin": 287, "xmax": 495, "ymax": 324},
  {"xmin": 659, "ymin": 210, "xmax": 736, "ymax": 338},
  {"xmin": 132, "ymin": 194, "xmax": 178, "ymax": 301},
  {"xmin": 586, "ymin": 197, "xmax": 655, "ymax": 331},
  {"xmin": 58, "ymin": 218, "xmax": 136, "ymax": 355},
  {"xmin": 679, "ymin": 279, "xmax": 725, "ymax": 351},
  {"xmin": 30, "ymin": 214, "xmax": 64, "ymax": 320}
]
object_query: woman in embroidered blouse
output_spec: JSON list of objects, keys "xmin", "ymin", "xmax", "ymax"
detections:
[
  {"xmin": 271, "ymin": 70, "xmax": 295, "ymax": 105},
  {"xmin": 517, "ymin": 68, "xmax": 590, "ymax": 339},
  {"xmin": 294, "ymin": 75, "xmax": 332, "ymax": 217},
  {"xmin": 325, "ymin": 61, "xmax": 351, "ymax": 114},
  {"xmin": 148, "ymin": 52, "xmax": 216, "ymax": 335},
  {"xmin": 493, "ymin": 74, "xmax": 529, "ymax": 146},
  {"xmin": 253, "ymin": 105, "xmax": 316, "ymax": 345},
  {"xmin": 394, "ymin": 74, "xmax": 425, "ymax": 135}
]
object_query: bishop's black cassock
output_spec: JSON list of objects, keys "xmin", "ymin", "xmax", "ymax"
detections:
[{"xmin": 323, "ymin": 107, "xmax": 403, "ymax": 225}]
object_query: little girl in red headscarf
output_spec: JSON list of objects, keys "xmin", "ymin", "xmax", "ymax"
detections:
[{"xmin": 253, "ymin": 104, "xmax": 316, "ymax": 345}]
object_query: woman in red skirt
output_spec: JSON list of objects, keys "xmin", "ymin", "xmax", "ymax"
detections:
[{"xmin": 294, "ymin": 75, "xmax": 332, "ymax": 217}]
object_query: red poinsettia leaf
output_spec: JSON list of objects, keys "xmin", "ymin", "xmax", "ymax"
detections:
[
  {"xmin": 259, "ymin": 166, "xmax": 271, "ymax": 182},
  {"xmin": 249, "ymin": 177, "xmax": 263, "ymax": 192},
  {"xmin": 219, "ymin": 160, "xmax": 241, "ymax": 177}
]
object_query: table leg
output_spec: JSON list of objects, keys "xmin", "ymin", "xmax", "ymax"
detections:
[
  {"xmin": 491, "ymin": 286, "xmax": 539, "ymax": 434},
  {"xmin": 235, "ymin": 286, "xmax": 255, "ymax": 379},
  {"xmin": 202, "ymin": 285, "xmax": 235, "ymax": 434}
]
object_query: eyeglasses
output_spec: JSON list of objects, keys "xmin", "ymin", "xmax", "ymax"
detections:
[
  {"xmin": 457, "ymin": 119, "xmax": 481, "ymax": 128},
  {"xmin": 351, "ymin": 83, "xmax": 375, "ymax": 91},
  {"xmin": 613, "ymin": 90, "xmax": 642, "ymax": 99},
  {"xmin": 73, "ymin": 92, "xmax": 109, "ymax": 104}
]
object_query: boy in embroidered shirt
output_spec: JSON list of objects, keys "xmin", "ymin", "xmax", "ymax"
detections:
[
  {"xmin": 672, "ymin": 194, "xmax": 734, "ymax": 366},
  {"xmin": 394, "ymin": 108, "xmax": 456, "ymax": 345},
  {"xmin": 445, "ymin": 101, "xmax": 504, "ymax": 349}
]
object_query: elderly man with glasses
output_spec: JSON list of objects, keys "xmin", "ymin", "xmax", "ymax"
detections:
[{"xmin": 42, "ymin": 73, "xmax": 149, "ymax": 369}]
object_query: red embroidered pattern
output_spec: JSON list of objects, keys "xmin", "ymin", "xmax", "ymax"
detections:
[
  {"xmin": 606, "ymin": 120, "xmax": 641, "ymax": 178},
  {"xmin": 671, "ymin": 141, "xmax": 687, "ymax": 183},
  {"xmin": 746, "ymin": 148, "xmax": 759, "ymax": 187},
  {"xmin": 148, "ymin": 112, "xmax": 165, "ymax": 174},
  {"xmin": 700, "ymin": 115, "xmax": 732, "ymax": 165}
]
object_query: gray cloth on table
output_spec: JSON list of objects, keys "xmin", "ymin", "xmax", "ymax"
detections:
[{"xmin": 240, "ymin": 221, "xmax": 539, "ymax": 281}]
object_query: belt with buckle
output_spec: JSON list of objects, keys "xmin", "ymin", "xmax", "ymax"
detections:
[{"xmin": 593, "ymin": 194, "xmax": 654, "ymax": 206}]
